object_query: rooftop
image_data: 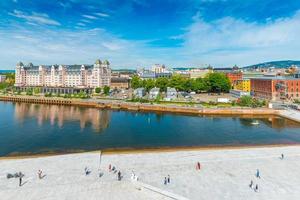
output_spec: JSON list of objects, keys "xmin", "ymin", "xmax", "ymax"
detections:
[{"xmin": 250, "ymin": 76, "xmax": 299, "ymax": 80}]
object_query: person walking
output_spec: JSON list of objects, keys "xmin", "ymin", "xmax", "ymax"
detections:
[
  {"xmin": 167, "ymin": 175, "xmax": 170, "ymax": 184},
  {"xmin": 18, "ymin": 172, "xmax": 24, "ymax": 187},
  {"xmin": 281, "ymin": 154, "xmax": 284, "ymax": 160},
  {"xmin": 19, "ymin": 176, "xmax": 22, "ymax": 187},
  {"xmin": 109, "ymin": 164, "xmax": 111, "ymax": 172},
  {"xmin": 38, "ymin": 169, "xmax": 43, "ymax": 179},
  {"xmin": 256, "ymin": 169, "xmax": 260, "ymax": 179},
  {"xmin": 249, "ymin": 180, "xmax": 253, "ymax": 188},
  {"xmin": 117, "ymin": 171, "xmax": 121, "ymax": 181},
  {"xmin": 254, "ymin": 184, "xmax": 259, "ymax": 192},
  {"xmin": 196, "ymin": 162, "xmax": 201, "ymax": 170},
  {"xmin": 164, "ymin": 177, "xmax": 167, "ymax": 185}
]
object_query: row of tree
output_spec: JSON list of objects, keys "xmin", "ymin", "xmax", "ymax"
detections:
[{"xmin": 131, "ymin": 73, "xmax": 231, "ymax": 93}]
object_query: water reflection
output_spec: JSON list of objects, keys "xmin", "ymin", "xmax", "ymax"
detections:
[
  {"xmin": 14, "ymin": 103, "xmax": 111, "ymax": 132},
  {"xmin": 239, "ymin": 117, "xmax": 300, "ymax": 129}
]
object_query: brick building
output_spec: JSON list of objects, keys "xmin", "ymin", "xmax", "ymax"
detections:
[
  {"xmin": 226, "ymin": 72, "xmax": 243, "ymax": 85},
  {"xmin": 251, "ymin": 75, "xmax": 300, "ymax": 100}
]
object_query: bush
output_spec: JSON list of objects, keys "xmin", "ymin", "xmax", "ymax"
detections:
[
  {"xmin": 26, "ymin": 88, "xmax": 33, "ymax": 96},
  {"xmin": 95, "ymin": 87, "xmax": 101, "ymax": 94},
  {"xmin": 237, "ymin": 96, "xmax": 266, "ymax": 107},
  {"xmin": 103, "ymin": 86, "xmax": 110, "ymax": 95}
]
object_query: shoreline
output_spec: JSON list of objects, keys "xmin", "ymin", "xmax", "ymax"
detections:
[
  {"xmin": 1, "ymin": 143, "xmax": 300, "ymax": 160},
  {"xmin": 0, "ymin": 95, "xmax": 278, "ymax": 116}
]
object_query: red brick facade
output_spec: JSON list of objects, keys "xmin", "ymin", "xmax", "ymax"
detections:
[
  {"xmin": 251, "ymin": 78, "xmax": 300, "ymax": 100},
  {"xmin": 226, "ymin": 72, "xmax": 242, "ymax": 85}
]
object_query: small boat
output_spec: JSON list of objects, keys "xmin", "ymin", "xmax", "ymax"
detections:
[{"xmin": 251, "ymin": 120, "xmax": 260, "ymax": 125}]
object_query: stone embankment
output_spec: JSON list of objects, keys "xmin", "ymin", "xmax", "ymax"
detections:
[{"xmin": 0, "ymin": 95, "xmax": 278, "ymax": 116}]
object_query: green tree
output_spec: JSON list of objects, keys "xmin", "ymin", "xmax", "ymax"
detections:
[
  {"xmin": 191, "ymin": 78, "xmax": 208, "ymax": 92},
  {"xmin": 131, "ymin": 75, "xmax": 142, "ymax": 89},
  {"xmin": 206, "ymin": 73, "xmax": 231, "ymax": 93},
  {"xmin": 168, "ymin": 74, "xmax": 185, "ymax": 91},
  {"xmin": 183, "ymin": 79, "xmax": 193, "ymax": 92},
  {"xmin": 26, "ymin": 88, "xmax": 33, "ymax": 96},
  {"xmin": 103, "ymin": 86, "xmax": 110, "ymax": 95},
  {"xmin": 145, "ymin": 79, "xmax": 155, "ymax": 92},
  {"xmin": 155, "ymin": 77, "xmax": 169, "ymax": 92},
  {"xmin": 34, "ymin": 88, "xmax": 40, "ymax": 94},
  {"xmin": 95, "ymin": 87, "xmax": 101, "ymax": 93}
]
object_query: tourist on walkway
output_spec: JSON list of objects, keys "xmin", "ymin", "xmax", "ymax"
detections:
[
  {"xmin": 164, "ymin": 177, "xmax": 167, "ymax": 185},
  {"xmin": 167, "ymin": 175, "xmax": 170, "ymax": 184},
  {"xmin": 118, "ymin": 171, "xmax": 121, "ymax": 181},
  {"xmin": 18, "ymin": 172, "xmax": 23, "ymax": 187},
  {"xmin": 38, "ymin": 169, "xmax": 43, "ymax": 179},
  {"xmin": 256, "ymin": 169, "xmax": 260, "ymax": 178},
  {"xmin": 281, "ymin": 154, "xmax": 284, "ymax": 160},
  {"xmin": 109, "ymin": 164, "xmax": 111, "ymax": 172},
  {"xmin": 19, "ymin": 176, "xmax": 22, "ymax": 187},
  {"xmin": 84, "ymin": 167, "xmax": 90, "ymax": 175},
  {"xmin": 196, "ymin": 162, "xmax": 201, "ymax": 170},
  {"xmin": 254, "ymin": 184, "xmax": 259, "ymax": 192},
  {"xmin": 249, "ymin": 180, "xmax": 253, "ymax": 188}
]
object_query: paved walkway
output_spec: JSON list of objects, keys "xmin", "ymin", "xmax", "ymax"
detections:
[
  {"xmin": 279, "ymin": 109, "xmax": 300, "ymax": 123},
  {"xmin": 1, "ymin": 146, "xmax": 300, "ymax": 200}
]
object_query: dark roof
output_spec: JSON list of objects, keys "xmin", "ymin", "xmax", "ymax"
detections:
[{"xmin": 111, "ymin": 77, "xmax": 129, "ymax": 83}]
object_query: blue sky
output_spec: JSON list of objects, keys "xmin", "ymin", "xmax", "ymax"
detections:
[{"xmin": 1, "ymin": 0, "xmax": 300, "ymax": 69}]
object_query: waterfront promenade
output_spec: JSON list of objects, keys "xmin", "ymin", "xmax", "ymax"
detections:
[{"xmin": 1, "ymin": 146, "xmax": 300, "ymax": 200}]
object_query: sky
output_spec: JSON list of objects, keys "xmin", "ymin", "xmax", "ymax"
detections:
[{"xmin": 1, "ymin": 0, "xmax": 300, "ymax": 69}]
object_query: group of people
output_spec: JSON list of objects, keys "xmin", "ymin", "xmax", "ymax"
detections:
[
  {"xmin": 17, "ymin": 169, "xmax": 44, "ymax": 187},
  {"xmin": 163, "ymin": 175, "xmax": 171, "ymax": 185},
  {"xmin": 249, "ymin": 153, "xmax": 285, "ymax": 193},
  {"xmin": 108, "ymin": 164, "xmax": 122, "ymax": 181},
  {"xmin": 249, "ymin": 169, "xmax": 260, "ymax": 192},
  {"xmin": 130, "ymin": 171, "xmax": 139, "ymax": 181}
]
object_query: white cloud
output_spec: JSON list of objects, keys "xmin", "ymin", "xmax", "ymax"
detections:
[
  {"xmin": 82, "ymin": 15, "xmax": 98, "ymax": 20},
  {"xmin": 80, "ymin": 19, "xmax": 92, "ymax": 23},
  {"xmin": 0, "ymin": 27, "xmax": 157, "ymax": 68},
  {"xmin": 9, "ymin": 10, "xmax": 61, "ymax": 26},
  {"xmin": 94, "ymin": 12, "xmax": 110, "ymax": 18},
  {"xmin": 76, "ymin": 22, "xmax": 86, "ymax": 26},
  {"xmin": 102, "ymin": 42, "xmax": 123, "ymax": 51},
  {"xmin": 179, "ymin": 10, "xmax": 300, "ymax": 67},
  {"xmin": 2, "ymin": 9, "xmax": 300, "ymax": 69}
]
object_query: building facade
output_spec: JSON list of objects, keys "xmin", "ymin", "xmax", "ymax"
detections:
[
  {"xmin": 152, "ymin": 64, "xmax": 166, "ymax": 74},
  {"xmin": 226, "ymin": 72, "xmax": 243, "ymax": 85},
  {"xmin": 189, "ymin": 69, "xmax": 212, "ymax": 79},
  {"xmin": 234, "ymin": 79, "xmax": 251, "ymax": 92},
  {"xmin": 0, "ymin": 75, "xmax": 6, "ymax": 83},
  {"xmin": 251, "ymin": 75, "xmax": 300, "ymax": 100},
  {"xmin": 14, "ymin": 59, "xmax": 111, "ymax": 91},
  {"xmin": 110, "ymin": 77, "xmax": 130, "ymax": 89}
]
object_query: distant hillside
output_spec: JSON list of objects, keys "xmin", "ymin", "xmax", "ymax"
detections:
[
  {"xmin": 0, "ymin": 70, "xmax": 14, "ymax": 74},
  {"xmin": 245, "ymin": 60, "xmax": 300, "ymax": 69}
]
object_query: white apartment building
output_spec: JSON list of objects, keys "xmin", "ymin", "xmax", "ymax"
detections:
[
  {"xmin": 15, "ymin": 59, "xmax": 111, "ymax": 90},
  {"xmin": 0, "ymin": 75, "xmax": 6, "ymax": 83},
  {"xmin": 152, "ymin": 64, "xmax": 166, "ymax": 73}
]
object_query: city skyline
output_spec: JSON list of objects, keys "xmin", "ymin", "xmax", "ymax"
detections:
[{"xmin": 1, "ymin": 0, "xmax": 300, "ymax": 69}]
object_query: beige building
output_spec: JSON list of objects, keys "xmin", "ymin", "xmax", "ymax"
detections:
[
  {"xmin": 152, "ymin": 64, "xmax": 166, "ymax": 73},
  {"xmin": 189, "ymin": 69, "xmax": 212, "ymax": 79},
  {"xmin": 15, "ymin": 59, "xmax": 111, "ymax": 90}
]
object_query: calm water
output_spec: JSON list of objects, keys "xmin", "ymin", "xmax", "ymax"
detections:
[{"xmin": 1, "ymin": 101, "xmax": 300, "ymax": 156}]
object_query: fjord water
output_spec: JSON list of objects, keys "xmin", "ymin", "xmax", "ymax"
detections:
[{"xmin": 1, "ymin": 101, "xmax": 300, "ymax": 156}]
